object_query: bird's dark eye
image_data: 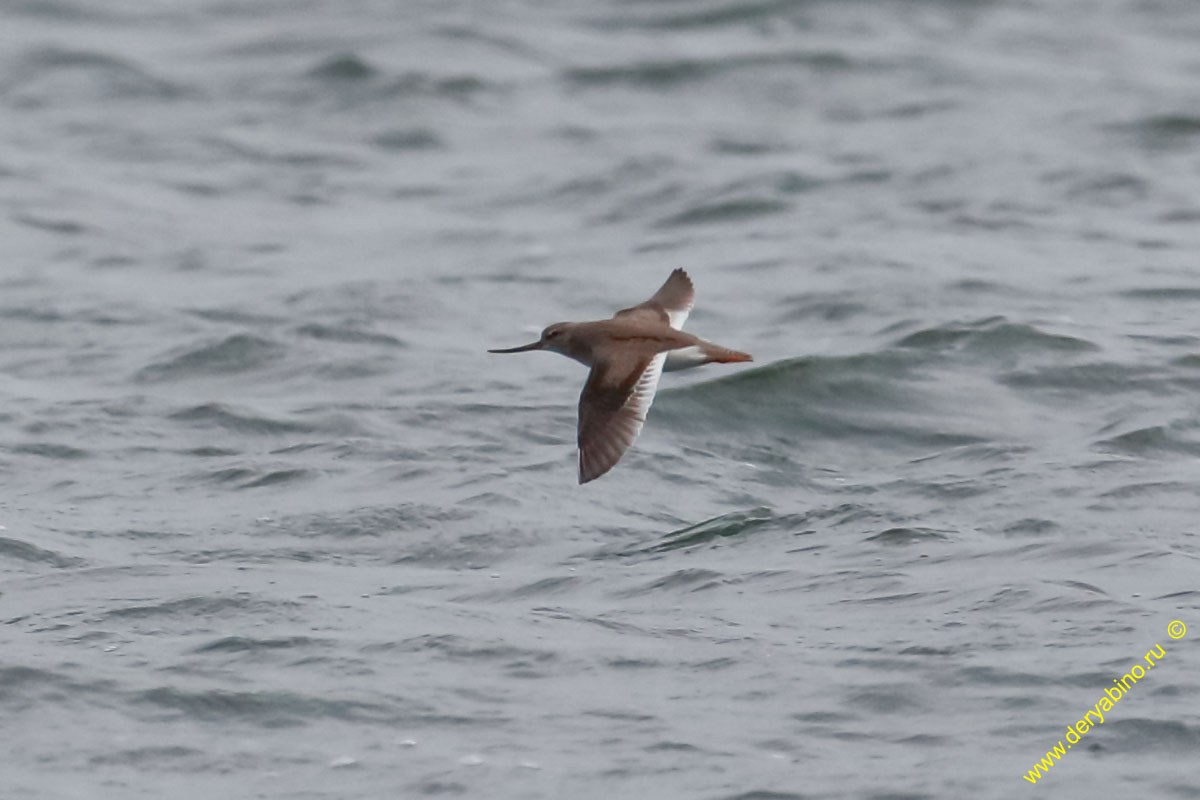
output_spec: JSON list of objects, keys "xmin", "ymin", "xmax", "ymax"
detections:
[{"xmin": 547, "ymin": 330, "xmax": 560, "ymax": 338}]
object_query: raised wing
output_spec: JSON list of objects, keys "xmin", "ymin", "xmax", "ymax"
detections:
[
  {"xmin": 577, "ymin": 351, "xmax": 667, "ymax": 484},
  {"xmin": 613, "ymin": 268, "xmax": 694, "ymax": 331}
]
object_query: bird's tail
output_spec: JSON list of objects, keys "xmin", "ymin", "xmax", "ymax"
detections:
[
  {"xmin": 663, "ymin": 342, "xmax": 753, "ymax": 372},
  {"xmin": 701, "ymin": 344, "xmax": 753, "ymax": 364}
]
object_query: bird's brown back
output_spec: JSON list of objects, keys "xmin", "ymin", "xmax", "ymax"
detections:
[{"xmin": 577, "ymin": 318, "xmax": 700, "ymax": 364}]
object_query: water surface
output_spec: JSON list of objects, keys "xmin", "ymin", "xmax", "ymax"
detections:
[{"xmin": 3, "ymin": 1, "xmax": 1199, "ymax": 798}]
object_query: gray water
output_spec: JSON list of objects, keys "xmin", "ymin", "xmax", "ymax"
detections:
[{"xmin": 3, "ymin": 1, "xmax": 1199, "ymax": 798}]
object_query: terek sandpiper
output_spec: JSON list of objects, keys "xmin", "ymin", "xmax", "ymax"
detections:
[{"xmin": 489, "ymin": 269, "xmax": 752, "ymax": 483}]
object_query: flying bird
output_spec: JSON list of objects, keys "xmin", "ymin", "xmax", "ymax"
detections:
[{"xmin": 489, "ymin": 269, "xmax": 752, "ymax": 483}]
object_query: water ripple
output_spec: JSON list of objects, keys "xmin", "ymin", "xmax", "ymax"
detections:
[{"xmin": 137, "ymin": 335, "xmax": 286, "ymax": 382}]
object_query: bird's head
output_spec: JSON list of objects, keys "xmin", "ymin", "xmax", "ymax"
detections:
[{"xmin": 488, "ymin": 322, "xmax": 575, "ymax": 356}]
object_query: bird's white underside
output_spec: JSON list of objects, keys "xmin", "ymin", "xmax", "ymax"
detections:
[{"xmin": 663, "ymin": 345, "xmax": 706, "ymax": 372}]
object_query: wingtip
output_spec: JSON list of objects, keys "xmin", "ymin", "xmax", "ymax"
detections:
[
  {"xmin": 578, "ymin": 448, "xmax": 620, "ymax": 484},
  {"xmin": 578, "ymin": 452, "xmax": 608, "ymax": 484}
]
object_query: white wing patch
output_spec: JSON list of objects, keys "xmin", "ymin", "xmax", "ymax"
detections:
[{"xmin": 626, "ymin": 350, "xmax": 667, "ymax": 425}]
